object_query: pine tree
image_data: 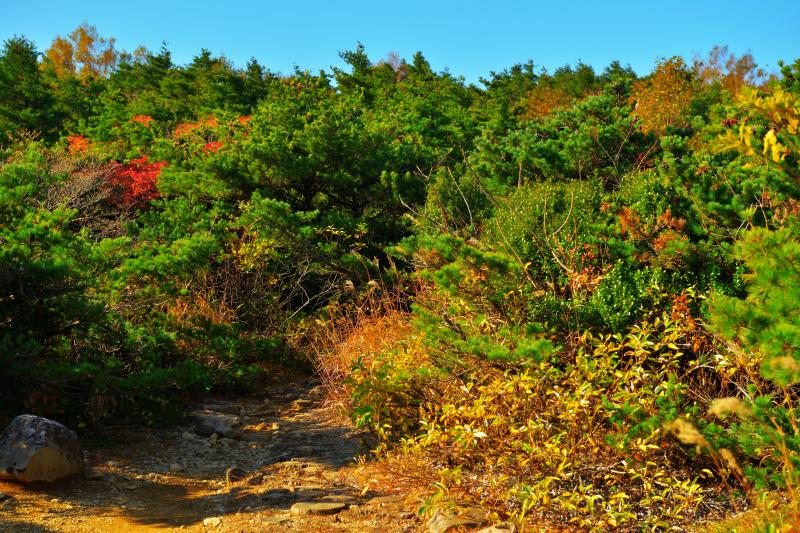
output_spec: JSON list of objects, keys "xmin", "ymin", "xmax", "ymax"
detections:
[{"xmin": 0, "ymin": 37, "xmax": 57, "ymax": 143}]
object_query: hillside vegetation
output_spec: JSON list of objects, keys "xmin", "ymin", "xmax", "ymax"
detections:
[{"xmin": 2, "ymin": 24, "xmax": 800, "ymax": 529}]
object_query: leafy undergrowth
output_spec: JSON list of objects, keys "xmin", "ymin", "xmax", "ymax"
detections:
[{"xmin": 313, "ymin": 279, "xmax": 799, "ymax": 530}]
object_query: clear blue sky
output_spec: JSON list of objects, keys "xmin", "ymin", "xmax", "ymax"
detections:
[{"xmin": 1, "ymin": 1, "xmax": 797, "ymax": 84}]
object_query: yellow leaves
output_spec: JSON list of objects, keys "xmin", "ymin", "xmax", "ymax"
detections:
[
  {"xmin": 359, "ymin": 308, "xmax": 718, "ymax": 528},
  {"xmin": 44, "ymin": 23, "xmax": 119, "ymax": 80},
  {"xmin": 45, "ymin": 36, "xmax": 75, "ymax": 78},
  {"xmin": 633, "ymin": 438, "xmax": 661, "ymax": 453},
  {"xmin": 763, "ymin": 129, "xmax": 790, "ymax": 162},
  {"xmin": 232, "ymin": 236, "xmax": 277, "ymax": 272},
  {"xmin": 718, "ymin": 87, "xmax": 799, "ymax": 166},
  {"xmin": 788, "ymin": 116, "xmax": 799, "ymax": 135},
  {"xmin": 630, "ymin": 57, "xmax": 695, "ymax": 135},
  {"xmin": 523, "ymin": 84, "xmax": 574, "ymax": 119}
]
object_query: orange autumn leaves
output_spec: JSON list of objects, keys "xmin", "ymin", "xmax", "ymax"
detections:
[
  {"xmin": 66, "ymin": 134, "xmax": 90, "ymax": 155},
  {"xmin": 172, "ymin": 115, "xmax": 252, "ymax": 153},
  {"xmin": 630, "ymin": 57, "xmax": 695, "ymax": 135},
  {"xmin": 44, "ymin": 23, "xmax": 119, "ymax": 79},
  {"xmin": 524, "ymin": 85, "xmax": 574, "ymax": 119},
  {"xmin": 131, "ymin": 115, "xmax": 154, "ymax": 126},
  {"xmin": 619, "ymin": 206, "xmax": 688, "ymax": 265}
]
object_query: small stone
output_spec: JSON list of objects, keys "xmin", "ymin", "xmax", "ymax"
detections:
[
  {"xmin": 169, "ymin": 463, "xmax": 185, "ymax": 473},
  {"xmin": 290, "ymin": 501, "xmax": 347, "ymax": 516},
  {"xmin": 426, "ymin": 507, "xmax": 486, "ymax": 533},
  {"xmin": 202, "ymin": 516, "xmax": 222, "ymax": 527},
  {"xmin": 271, "ymin": 423, "xmax": 280, "ymax": 430}
]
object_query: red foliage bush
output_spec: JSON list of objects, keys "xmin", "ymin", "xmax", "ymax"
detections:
[
  {"xmin": 108, "ymin": 156, "xmax": 166, "ymax": 207},
  {"xmin": 130, "ymin": 115, "xmax": 154, "ymax": 126},
  {"xmin": 204, "ymin": 141, "xmax": 223, "ymax": 153},
  {"xmin": 173, "ymin": 117, "xmax": 219, "ymax": 138}
]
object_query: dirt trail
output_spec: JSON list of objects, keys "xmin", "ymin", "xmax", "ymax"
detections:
[{"xmin": 0, "ymin": 378, "xmax": 422, "ymax": 532}]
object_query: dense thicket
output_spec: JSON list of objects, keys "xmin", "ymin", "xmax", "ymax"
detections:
[{"xmin": 2, "ymin": 25, "xmax": 799, "ymax": 528}]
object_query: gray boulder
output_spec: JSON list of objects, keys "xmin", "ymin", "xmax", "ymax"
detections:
[
  {"xmin": 189, "ymin": 410, "xmax": 240, "ymax": 438},
  {"xmin": 0, "ymin": 415, "xmax": 83, "ymax": 482}
]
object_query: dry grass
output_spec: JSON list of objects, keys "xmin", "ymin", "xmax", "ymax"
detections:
[
  {"xmin": 700, "ymin": 495, "xmax": 800, "ymax": 533},
  {"xmin": 302, "ymin": 283, "xmax": 415, "ymax": 410}
]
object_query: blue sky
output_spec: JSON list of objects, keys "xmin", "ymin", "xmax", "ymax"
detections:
[{"xmin": 1, "ymin": 1, "xmax": 797, "ymax": 84}]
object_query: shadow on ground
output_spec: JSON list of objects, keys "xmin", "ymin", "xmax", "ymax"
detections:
[{"xmin": 0, "ymin": 378, "xmax": 384, "ymax": 531}]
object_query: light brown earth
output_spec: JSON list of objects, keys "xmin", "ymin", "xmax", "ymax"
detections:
[{"xmin": 0, "ymin": 378, "xmax": 427, "ymax": 532}]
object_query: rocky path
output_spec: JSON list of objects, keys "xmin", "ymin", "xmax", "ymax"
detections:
[{"xmin": 0, "ymin": 379, "xmax": 423, "ymax": 532}]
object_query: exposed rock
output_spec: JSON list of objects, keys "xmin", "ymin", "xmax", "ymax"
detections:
[
  {"xmin": 0, "ymin": 415, "xmax": 83, "ymax": 482},
  {"xmin": 189, "ymin": 411, "xmax": 240, "ymax": 438},
  {"xmin": 477, "ymin": 523, "xmax": 517, "ymax": 533},
  {"xmin": 261, "ymin": 488, "xmax": 295, "ymax": 502},
  {"xmin": 370, "ymin": 494, "xmax": 405, "ymax": 505},
  {"xmin": 290, "ymin": 501, "xmax": 348, "ymax": 516},
  {"xmin": 260, "ymin": 515, "xmax": 293, "ymax": 526},
  {"xmin": 294, "ymin": 445, "xmax": 321, "ymax": 455},
  {"xmin": 202, "ymin": 516, "xmax": 222, "ymax": 527},
  {"xmin": 181, "ymin": 431, "xmax": 198, "ymax": 441},
  {"xmin": 426, "ymin": 507, "xmax": 487, "ymax": 533},
  {"xmin": 169, "ymin": 463, "xmax": 185, "ymax": 473},
  {"xmin": 320, "ymin": 493, "xmax": 359, "ymax": 504}
]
